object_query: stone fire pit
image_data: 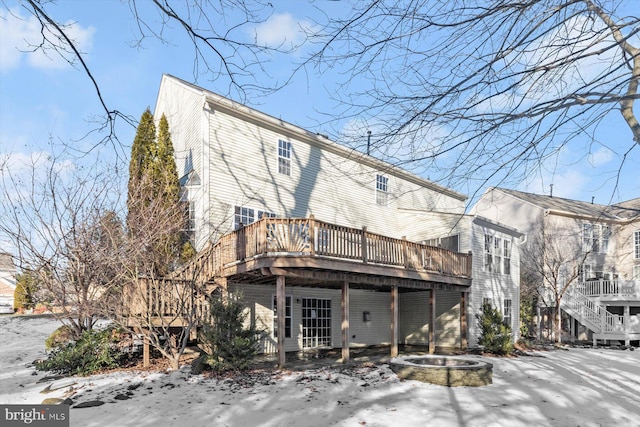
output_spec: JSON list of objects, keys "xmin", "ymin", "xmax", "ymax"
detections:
[{"xmin": 389, "ymin": 355, "xmax": 493, "ymax": 387}]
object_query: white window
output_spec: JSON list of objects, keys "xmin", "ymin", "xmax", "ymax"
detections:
[
  {"xmin": 234, "ymin": 206, "xmax": 254, "ymax": 229},
  {"xmin": 633, "ymin": 265, "xmax": 640, "ymax": 280},
  {"xmin": 257, "ymin": 210, "xmax": 277, "ymax": 220},
  {"xmin": 234, "ymin": 206, "xmax": 276, "ymax": 229},
  {"xmin": 484, "ymin": 234, "xmax": 509, "ymax": 274},
  {"xmin": 635, "ymin": 230, "xmax": 640, "ymax": 259},
  {"xmin": 580, "ymin": 264, "xmax": 593, "ymax": 282},
  {"xmin": 503, "ymin": 240, "xmax": 511, "ymax": 275},
  {"xmin": 375, "ymin": 174, "xmax": 388, "ymax": 205},
  {"xmin": 302, "ymin": 298, "xmax": 332, "ymax": 348},
  {"xmin": 272, "ymin": 295, "xmax": 292, "ymax": 338},
  {"xmin": 183, "ymin": 200, "xmax": 196, "ymax": 233},
  {"xmin": 278, "ymin": 139, "xmax": 291, "ymax": 176},
  {"xmin": 582, "ymin": 223, "xmax": 611, "ymax": 254},
  {"xmin": 484, "ymin": 235, "xmax": 493, "ymax": 272},
  {"xmin": 503, "ymin": 299, "xmax": 512, "ymax": 326}
]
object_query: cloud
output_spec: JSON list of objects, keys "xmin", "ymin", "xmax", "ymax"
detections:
[
  {"xmin": 251, "ymin": 13, "xmax": 313, "ymax": 51},
  {"xmin": 0, "ymin": 7, "xmax": 95, "ymax": 72},
  {"xmin": 588, "ymin": 147, "xmax": 613, "ymax": 167}
]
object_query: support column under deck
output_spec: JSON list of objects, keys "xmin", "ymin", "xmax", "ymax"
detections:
[
  {"xmin": 342, "ymin": 281, "xmax": 350, "ymax": 363},
  {"xmin": 429, "ymin": 289, "xmax": 436, "ymax": 354},
  {"xmin": 276, "ymin": 276, "xmax": 286, "ymax": 368},
  {"xmin": 391, "ymin": 285, "xmax": 398, "ymax": 358},
  {"xmin": 460, "ymin": 292, "xmax": 468, "ymax": 350}
]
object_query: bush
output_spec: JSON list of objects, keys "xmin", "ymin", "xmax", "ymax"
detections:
[
  {"xmin": 476, "ymin": 302, "xmax": 514, "ymax": 355},
  {"xmin": 36, "ymin": 326, "xmax": 128, "ymax": 375},
  {"xmin": 14, "ymin": 274, "xmax": 37, "ymax": 310},
  {"xmin": 199, "ymin": 291, "xmax": 264, "ymax": 371},
  {"xmin": 45, "ymin": 325, "xmax": 74, "ymax": 350}
]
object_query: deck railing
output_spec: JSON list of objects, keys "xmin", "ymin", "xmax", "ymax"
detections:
[
  {"xmin": 580, "ymin": 279, "xmax": 640, "ymax": 297},
  {"xmin": 136, "ymin": 217, "xmax": 472, "ymax": 321},
  {"xmin": 221, "ymin": 217, "xmax": 472, "ymax": 278}
]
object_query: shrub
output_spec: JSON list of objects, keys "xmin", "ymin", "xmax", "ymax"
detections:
[
  {"xmin": 45, "ymin": 325, "xmax": 74, "ymax": 350},
  {"xmin": 199, "ymin": 291, "xmax": 264, "ymax": 371},
  {"xmin": 476, "ymin": 302, "xmax": 514, "ymax": 355},
  {"xmin": 36, "ymin": 326, "xmax": 127, "ymax": 375},
  {"xmin": 14, "ymin": 273, "xmax": 37, "ymax": 310}
]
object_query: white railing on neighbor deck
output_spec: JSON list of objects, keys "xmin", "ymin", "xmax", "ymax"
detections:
[
  {"xmin": 562, "ymin": 286, "xmax": 602, "ymax": 332},
  {"xmin": 580, "ymin": 279, "xmax": 640, "ymax": 297}
]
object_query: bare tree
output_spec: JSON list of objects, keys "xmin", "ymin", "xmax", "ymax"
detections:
[
  {"xmin": 0, "ymin": 152, "xmax": 125, "ymax": 337},
  {"xmin": 109, "ymin": 173, "xmax": 209, "ymax": 370},
  {"xmin": 304, "ymin": 0, "xmax": 639, "ymax": 194},
  {"xmin": 521, "ymin": 219, "xmax": 590, "ymax": 343},
  {"xmin": 7, "ymin": 0, "xmax": 291, "ymax": 154}
]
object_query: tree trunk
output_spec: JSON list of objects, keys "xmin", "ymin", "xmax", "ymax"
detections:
[{"xmin": 555, "ymin": 301, "xmax": 562, "ymax": 344}]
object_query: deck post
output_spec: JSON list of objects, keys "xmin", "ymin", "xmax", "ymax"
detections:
[
  {"xmin": 309, "ymin": 215, "xmax": 316, "ymax": 256},
  {"xmin": 143, "ymin": 330, "xmax": 150, "ymax": 367},
  {"xmin": 391, "ymin": 285, "xmax": 398, "ymax": 358},
  {"xmin": 341, "ymin": 281, "xmax": 350, "ymax": 363},
  {"xmin": 276, "ymin": 276, "xmax": 286, "ymax": 368},
  {"xmin": 624, "ymin": 305, "xmax": 630, "ymax": 346},
  {"xmin": 402, "ymin": 236, "xmax": 408, "ymax": 268},
  {"xmin": 429, "ymin": 289, "xmax": 436, "ymax": 354},
  {"xmin": 460, "ymin": 292, "xmax": 468, "ymax": 350},
  {"xmin": 361, "ymin": 226, "xmax": 368, "ymax": 264}
]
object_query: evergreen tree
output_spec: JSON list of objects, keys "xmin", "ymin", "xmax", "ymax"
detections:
[
  {"xmin": 127, "ymin": 108, "xmax": 156, "ymax": 230},
  {"xmin": 476, "ymin": 302, "xmax": 514, "ymax": 355},
  {"xmin": 155, "ymin": 114, "xmax": 180, "ymax": 204},
  {"xmin": 200, "ymin": 291, "xmax": 264, "ymax": 371},
  {"xmin": 14, "ymin": 272, "xmax": 37, "ymax": 310},
  {"xmin": 127, "ymin": 109, "xmax": 188, "ymax": 275}
]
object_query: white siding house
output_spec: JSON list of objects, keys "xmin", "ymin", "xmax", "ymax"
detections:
[
  {"xmin": 152, "ymin": 74, "xmax": 521, "ymax": 362},
  {"xmin": 398, "ymin": 209, "xmax": 523, "ymax": 346},
  {"xmin": 0, "ymin": 253, "xmax": 16, "ymax": 313},
  {"xmin": 472, "ymin": 187, "xmax": 640, "ymax": 346}
]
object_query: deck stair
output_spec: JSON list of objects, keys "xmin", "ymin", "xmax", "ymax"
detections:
[{"xmin": 560, "ymin": 280, "xmax": 640, "ymax": 345}]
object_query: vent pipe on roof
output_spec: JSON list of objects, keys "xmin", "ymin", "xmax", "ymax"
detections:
[
  {"xmin": 592, "ymin": 196, "xmax": 595, "ymax": 204},
  {"xmin": 550, "ymin": 184, "xmax": 553, "ymax": 198},
  {"xmin": 367, "ymin": 130, "xmax": 371, "ymax": 155}
]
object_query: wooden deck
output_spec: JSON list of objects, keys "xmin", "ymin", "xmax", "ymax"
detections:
[
  {"xmin": 124, "ymin": 217, "xmax": 474, "ymax": 366},
  {"xmin": 173, "ymin": 216, "xmax": 472, "ymax": 288}
]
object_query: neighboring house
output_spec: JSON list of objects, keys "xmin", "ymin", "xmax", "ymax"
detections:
[
  {"xmin": 153, "ymin": 74, "xmax": 521, "ymax": 364},
  {"xmin": 399, "ymin": 210, "xmax": 524, "ymax": 347},
  {"xmin": 0, "ymin": 252, "xmax": 16, "ymax": 313},
  {"xmin": 472, "ymin": 187, "xmax": 640, "ymax": 346}
]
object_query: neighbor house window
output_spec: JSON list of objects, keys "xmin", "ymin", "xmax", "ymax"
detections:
[
  {"xmin": 375, "ymin": 174, "xmax": 388, "ymax": 205},
  {"xmin": 484, "ymin": 234, "xmax": 508, "ymax": 274},
  {"xmin": 503, "ymin": 299, "xmax": 512, "ymax": 326},
  {"xmin": 272, "ymin": 295, "xmax": 292, "ymax": 338},
  {"xmin": 503, "ymin": 240, "xmax": 511, "ymax": 275},
  {"xmin": 635, "ymin": 230, "xmax": 640, "ymax": 259},
  {"xmin": 582, "ymin": 223, "xmax": 610, "ymax": 254},
  {"xmin": 580, "ymin": 264, "xmax": 593, "ymax": 282},
  {"xmin": 633, "ymin": 265, "xmax": 640, "ymax": 280},
  {"xmin": 278, "ymin": 139, "xmax": 291, "ymax": 176}
]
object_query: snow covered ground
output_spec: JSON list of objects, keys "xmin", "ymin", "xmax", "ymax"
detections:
[{"xmin": 1, "ymin": 315, "xmax": 639, "ymax": 427}]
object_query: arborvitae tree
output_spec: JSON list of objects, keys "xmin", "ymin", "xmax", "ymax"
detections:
[
  {"xmin": 155, "ymin": 114, "xmax": 180, "ymax": 204},
  {"xmin": 127, "ymin": 109, "xmax": 188, "ymax": 276},
  {"xmin": 127, "ymin": 108, "xmax": 156, "ymax": 230},
  {"xmin": 14, "ymin": 272, "xmax": 37, "ymax": 310}
]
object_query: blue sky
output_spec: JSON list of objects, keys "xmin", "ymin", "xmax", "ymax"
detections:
[{"xmin": 1, "ymin": 0, "xmax": 638, "ymax": 210}]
